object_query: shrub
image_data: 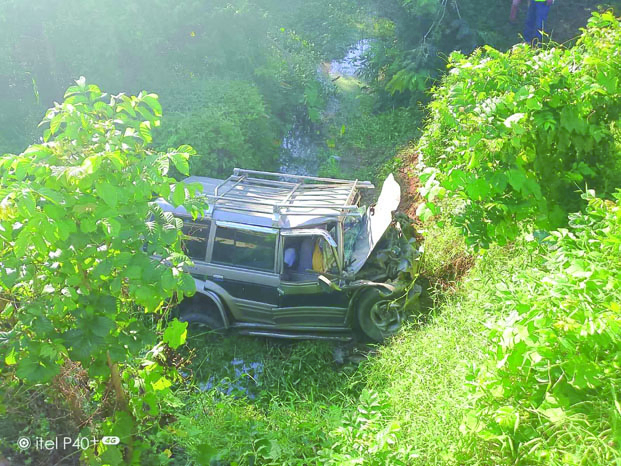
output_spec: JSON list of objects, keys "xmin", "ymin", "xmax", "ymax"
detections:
[
  {"xmin": 154, "ymin": 79, "xmax": 279, "ymax": 178},
  {"xmin": 0, "ymin": 78, "xmax": 201, "ymax": 463},
  {"xmin": 418, "ymin": 12, "xmax": 621, "ymax": 248},
  {"xmin": 463, "ymin": 191, "xmax": 621, "ymax": 464}
]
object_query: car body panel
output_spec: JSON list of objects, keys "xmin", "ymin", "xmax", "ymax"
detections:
[
  {"xmin": 346, "ymin": 174, "xmax": 401, "ymax": 274},
  {"xmin": 200, "ymin": 263, "xmax": 279, "ymax": 323},
  {"xmin": 277, "ymin": 279, "xmax": 349, "ymax": 326}
]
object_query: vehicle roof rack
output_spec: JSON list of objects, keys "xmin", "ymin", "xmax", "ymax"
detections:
[{"xmin": 203, "ymin": 168, "xmax": 374, "ymax": 221}]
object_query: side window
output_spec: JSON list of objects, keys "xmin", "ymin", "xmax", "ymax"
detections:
[
  {"xmin": 212, "ymin": 227, "xmax": 276, "ymax": 272},
  {"xmin": 181, "ymin": 221, "xmax": 210, "ymax": 261},
  {"xmin": 282, "ymin": 236, "xmax": 338, "ymax": 281}
]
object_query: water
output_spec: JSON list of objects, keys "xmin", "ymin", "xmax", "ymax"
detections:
[
  {"xmin": 279, "ymin": 39, "xmax": 370, "ymax": 176},
  {"xmin": 279, "ymin": 118, "xmax": 323, "ymax": 175},
  {"xmin": 328, "ymin": 39, "xmax": 371, "ymax": 77},
  {"xmin": 198, "ymin": 358, "xmax": 264, "ymax": 400}
]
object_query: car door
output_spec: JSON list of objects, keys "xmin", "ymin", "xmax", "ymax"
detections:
[
  {"xmin": 203, "ymin": 222, "xmax": 280, "ymax": 324},
  {"xmin": 277, "ymin": 230, "xmax": 349, "ymax": 328}
]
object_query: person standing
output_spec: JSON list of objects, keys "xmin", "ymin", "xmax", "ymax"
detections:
[{"xmin": 524, "ymin": 0, "xmax": 554, "ymax": 44}]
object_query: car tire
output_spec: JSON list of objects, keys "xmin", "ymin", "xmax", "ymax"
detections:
[
  {"xmin": 177, "ymin": 294, "xmax": 227, "ymax": 332},
  {"xmin": 355, "ymin": 288, "xmax": 402, "ymax": 342}
]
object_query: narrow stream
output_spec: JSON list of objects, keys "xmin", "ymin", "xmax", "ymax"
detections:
[{"xmin": 279, "ymin": 39, "xmax": 370, "ymax": 176}]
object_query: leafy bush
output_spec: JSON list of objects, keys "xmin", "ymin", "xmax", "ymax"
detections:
[
  {"xmin": 418, "ymin": 12, "xmax": 621, "ymax": 248},
  {"xmin": 0, "ymin": 79, "xmax": 201, "ymax": 463},
  {"xmin": 463, "ymin": 191, "xmax": 621, "ymax": 464},
  {"xmin": 0, "ymin": 0, "xmax": 329, "ymax": 168},
  {"xmin": 154, "ymin": 79, "xmax": 279, "ymax": 178},
  {"xmin": 360, "ymin": 0, "xmax": 510, "ymax": 107},
  {"xmin": 334, "ymin": 106, "xmax": 422, "ymax": 184},
  {"xmin": 256, "ymin": 0, "xmax": 369, "ymax": 59}
]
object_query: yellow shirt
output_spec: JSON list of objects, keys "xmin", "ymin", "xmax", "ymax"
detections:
[{"xmin": 312, "ymin": 240, "xmax": 325, "ymax": 273}]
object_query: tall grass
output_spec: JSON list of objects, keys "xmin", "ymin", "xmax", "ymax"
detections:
[{"xmin": 357, "ymin": 230, "xmax": 535, "ymax": 464}]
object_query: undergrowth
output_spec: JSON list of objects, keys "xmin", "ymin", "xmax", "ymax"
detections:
[
  {"xmin": 461, "ymin": 192, "xmax": 621, "ymax": 465},
  {"xmin": 164, "ymin": 192, "xmax": 621, "ymax": 465}
]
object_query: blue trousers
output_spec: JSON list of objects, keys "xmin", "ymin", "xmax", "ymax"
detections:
[{"xmin": 524, "ymin": 0, "xmax": 550, "ymax": 44}]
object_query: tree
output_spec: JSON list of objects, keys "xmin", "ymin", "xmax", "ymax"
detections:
[{"xmin": 0, "ymin": 78, "xmax": 203, "ymax": 462}]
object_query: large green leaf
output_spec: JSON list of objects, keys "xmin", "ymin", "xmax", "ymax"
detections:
[{"xmin": 163, "ymin": 319, "xmax": 188, "ymax": 350}]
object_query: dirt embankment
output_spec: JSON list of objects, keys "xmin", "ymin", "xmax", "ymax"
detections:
[
  {"xmin": 394, "ymin": 142, "xmax": 424, "ymax": 222},
  {"xmin": 394, "ymin": 142, "xmax": 476, "ymax": 289}
]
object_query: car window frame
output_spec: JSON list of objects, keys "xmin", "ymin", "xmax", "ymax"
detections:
[
  {"xmin": 279, "ymin": 228, "xmax": 342, "ymax": 273},
  {"xmin": 208, "ymin": 221, "xmax": 278, "ymax": 273},
  {"xmin": 178, "ymin": 216, "xmax": 212, "ymax": 263},
  {"xmin": 279, "ymin": 232, "xmax": 341, "ymax": 282}
]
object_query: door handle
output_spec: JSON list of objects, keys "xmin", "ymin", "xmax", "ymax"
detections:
[
  {"xmin": 277, "ymin": 288, "xmax": 284, "ymax": 296},
  {"xmin": 211, "ymin": 274, "xmax": 224, "ymax": 281}
]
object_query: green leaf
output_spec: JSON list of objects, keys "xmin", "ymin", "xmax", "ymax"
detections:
[
  {"xmin": 195, "ymin": 444, "xmax": 219, "ymax": 462},
  {"xmin": 416, "ymin": 202, "xmax": 438, "ymax": 222},
  {"xmin": 92, "ymin": 316, "xmax": 115, "ymax": 338},
  {"xmin": 100, "ymin": 218, "xmax": 121, "ymax": 237},
  {"xmin": 16, "ymin": 356, "xmax": 59, "ymax": 383},
  {"xmin": 170, "ymin": 152, "xmax": 189, "ymax": 176},
  {"xmin": 14, "ymin": 229, "xmax": 31, "ymax": 257},
  {"xmin": 139, "ymin": 121, "xmax": 152, "ymax": 144},
  {"xmin": 179, "ymin": 273, "xmax": 196, "ymax": 295},
  {"xmin": 465, "ymin": 178, "xmax": 491, "ymax": 201},
  {"xmin": 507, "ymin": 169, "xmax": 526, "ymax": 193},
  {"xmin": 96, "ymin": 182, "xmax": 118, "ymax": 208},
  {"xmin": 163, "ymin": 319, "xmax": 188, "ymax": 349},
  {"xmin": 160, "ymin": 269, "xmax": 176, "ymax": 292},
  {"xmin": 5, "ymin": 348, "xmax": 17, "ymax": 365},
  {"xmin": 50, "ymin": 114, "xmax": 63, "ymax": 135},
  {"xmin": 171, "ymin": 183, "xmax": 186, "ymax": 207},
  {"xmin": 141, "ymin": 94, "xmax": 162, "ymax": 117},
  {"xmin": 539, "ymin": 407, "xmax": 566, "ymax": 424},
  {"xmin": 151, "ymin": 376, "xmax": 173, "ymax": 391},
  {"xmin": 97, "ymin": 445, "xmax": 124, "ymax": 465},
  {"xmin": 18, "ymin": 191, "xmax": 37, "ymax": 216},
  {"xmin": 14, "ymin": 159, "xmax": 30, "ymax": 180}
]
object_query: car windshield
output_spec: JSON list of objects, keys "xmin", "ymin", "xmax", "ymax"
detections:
[{"xmin": 343, "ymin": 214, "xmax": 366, "ymax": 269}]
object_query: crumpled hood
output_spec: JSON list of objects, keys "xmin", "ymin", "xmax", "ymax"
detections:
[{"xmin": 346, "ymin": 174, "xmax": 401, "ymax": 274}]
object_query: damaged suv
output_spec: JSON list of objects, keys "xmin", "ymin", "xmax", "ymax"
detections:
[{"xmin": 158, "ymin": 169, "xmax": 422, "ymax": 341}]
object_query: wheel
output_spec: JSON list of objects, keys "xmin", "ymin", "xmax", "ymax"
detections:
[
  {"xmin": 355, "ymin": 288, "xmax": 403, "ymax": 342},
  {"xmin": 177, "ymin": 294, "xmax": 226, "ymax": 332}
]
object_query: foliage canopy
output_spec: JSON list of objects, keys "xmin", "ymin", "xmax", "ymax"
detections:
[
  {"xmin": 418, "ymin": 12, "xmax": 621, "ymax": 248},
  {"xmin": 463, "ymin": 191, "xmax": 621, "ymax": 464}
]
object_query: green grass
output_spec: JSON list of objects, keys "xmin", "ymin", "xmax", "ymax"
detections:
[
  {"xmin": 167, "ymin": 336, "xmax": 365, "ymax": 464},
  {"xmin": 360, "ymin": 238, "xmax": 534, "ymax": 465},
  {"xmin": 8, "ymin": 212, "xmax": 618, "ymax": 465},
  {"xmin": 162, "ymin": 197, "xmax": 621, "ymax": 465},
  {"xmin": 168, "ymin": 195, "xmax": 621, "ymax": 466}
]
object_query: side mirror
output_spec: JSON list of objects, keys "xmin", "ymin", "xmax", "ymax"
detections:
[{"xmin": 318, "ymin": 275, "xmax": 341, "ymax": 292}]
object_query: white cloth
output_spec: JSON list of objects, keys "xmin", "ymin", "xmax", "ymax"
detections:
[{"xmin": 284, "ymin": 247, "xmax": 297, "ymax": 267}]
